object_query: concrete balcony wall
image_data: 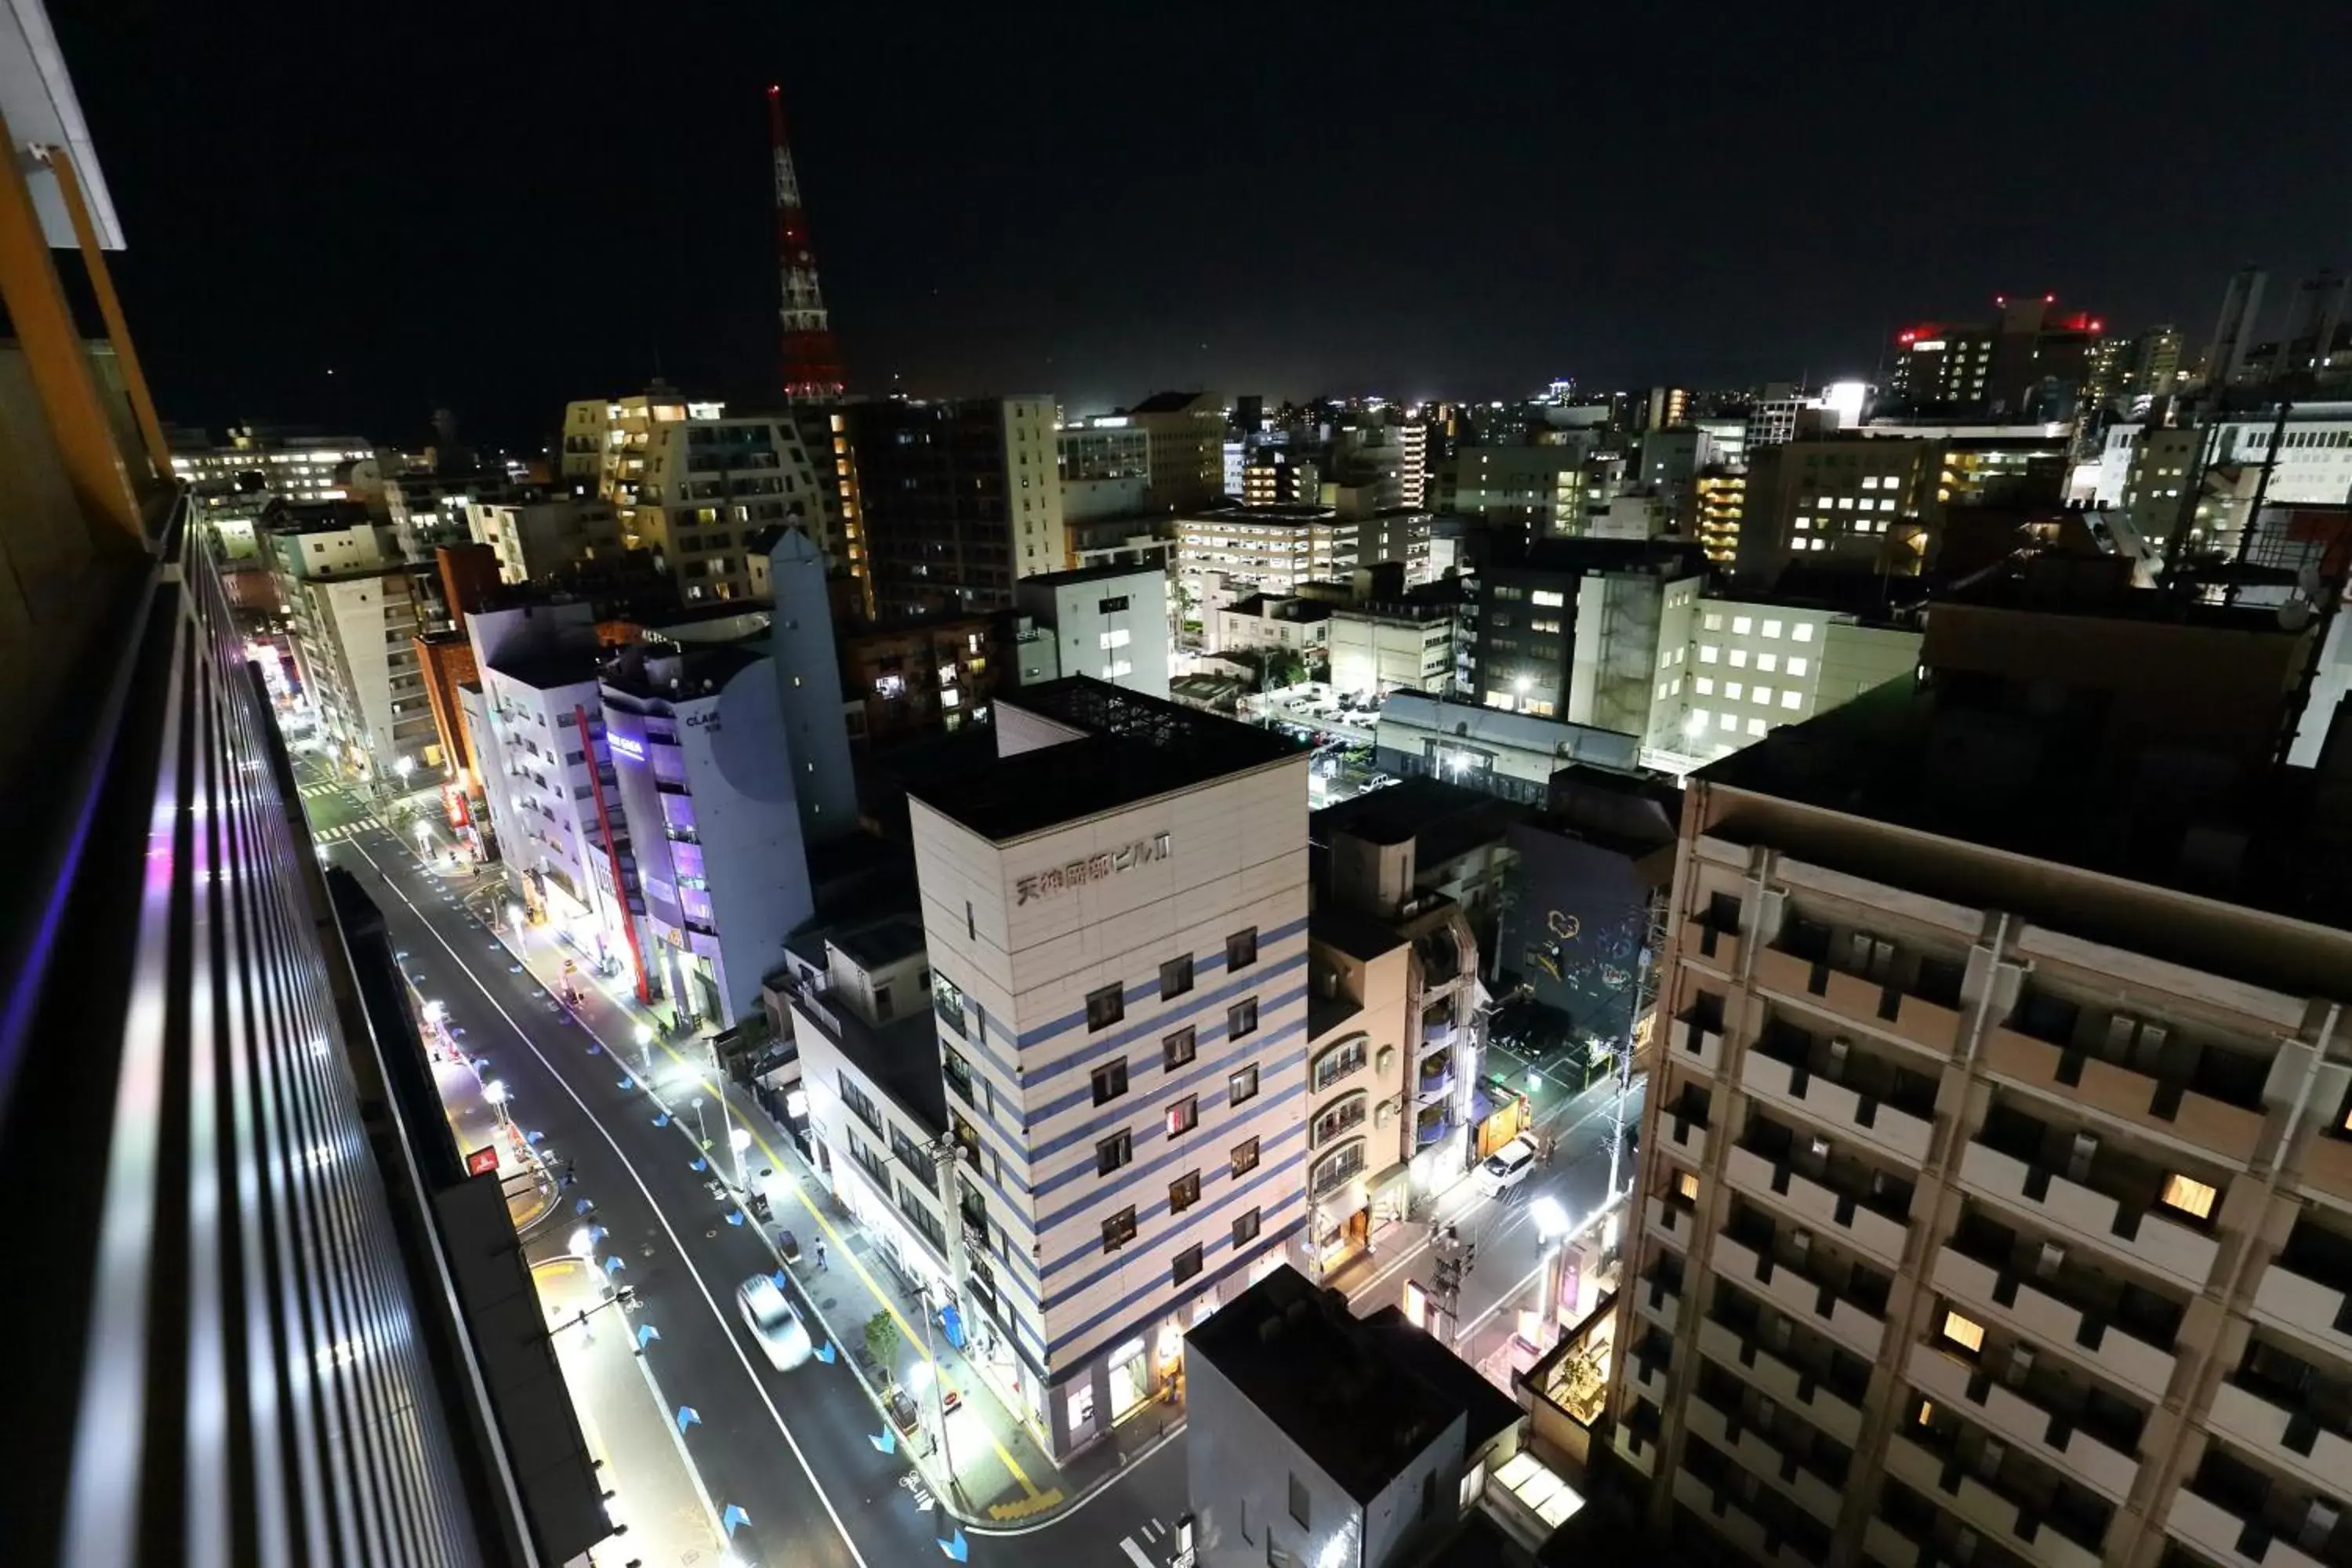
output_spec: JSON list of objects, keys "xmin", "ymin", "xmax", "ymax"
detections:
[
  {"xmin": 1979, "ymin": 1025, "xmax": 2265, "ymax": 1168},
  {"xmin": 1660, "ymin": 1112, "xmax": 1710, "ymax": 1165},
  {"xmin": 1712, "ymin": 1233, "xmax": 1885, "ymax": 1359},
  {"xmin": 1957, "ymin": 1140, "xmax": 2220, "ymax": 1283},
  {"xmin": 1670, "ymin": 1465, "xmax": 1800, "ymax": 1566},
  {"xmin": 1930, "ymin": 1246, "xmax": 2177, "ymax": 1400},
  {"xmin": 1694, "ymin": 1315, "xmax": 1864, "ymax": 1445},
  {"xmin": 1684, "ymin": 925, "xmax": 1741, "ymax": 978},
  {"xmin": 1682, "ymin": 1396, "xmax": 1843, "ymax": 1526},
  {"xmin": 1646, "ymin": 1195, "xmax": 1693, "ymax": 1253},
  {"xmin": 2207, "ymin": 1380, "xmax": 2352, "ymax": 1503},
  {"xmin": 1882, "ymin": 1432, "xmax": 2103, "ymax": 1568},
  {"xmin": 2165, "ymin": 1488, "xmax": 2325, "ymax": 1568},
  {"xmin": 1738, "ymin": 1048, "xmax": 1935, "ymax": 1165},
  {"xmin": 1608, "ymin": 1419, "xmax": 1654, "ymax": 1476},
  {"xmin": 1903, "ymin": 1341, "xmax": 2140, "ymax": 1502},
  {"xmin": 2252, "ymin": 1261, "xmax": 2352, "ymax": 1365},
  {"xmin": 1635, "ymin": 1269, "xmax": 1682, "ymax": 1334},
  {"xmin": 1864, "ymin": 1515, "xmax": 1921, "ymax": 1568},
  {"xmin": 1724, "ymin": 1144, "xmax": 1911, "ymax": 1269},
  {"xmin": 2298, "ymin": 1134, "xmax": 2352, "ymax": 1207},
  {"xmin": 1671, "ymin": 1016, "xmax": 1724, "ymax": 1075}
]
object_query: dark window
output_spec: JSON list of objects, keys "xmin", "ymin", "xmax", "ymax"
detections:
[
  {"xmin": 1098, "ymin": 594, "xmax": 1131, "ymax": 613},
  {"xmin": 1161, "ymin": 955, "xmax": 1195, "ymax": 999},
  {"xmin": 1102, "ymin": 1207, "xmax": 1138, "ymax": 1252},
  {"xmin": 1091, "ymin": 1059, "xmax": 1129, "ymax": 1105},
  {"xmin": 1171, "ymin": 1171, "xmax": 1200, "ymax": 1213},
  {"xmin": 1227, "ymin": 927, "xmax": 1259, "ymax": 970},
  {"xmin": 1289, "ymin": 1473, "xmax": 1312, "ymax": 1530},
  {"xmin": 1233, "ymin": 1207, "xmax": 1261, "ymax": 1246},
  {"xmin": 1163, "ymin": 1027, "xmax": 1197, "ymax": 1070},
  {"xmin": 1167, "ymin": 1096, "xmax": 1198, "ymax": 1137},
  {"xmin": 1232, "ymin": 1137, "xmax": 1260, "ymax": 1178},
  {"xmin": 1229, "ymin": 1064, "xmax": 1259, "ymax": 1106},
  {"xmin": 1096, "ymin": 1130, "xmax": 1133, "ymax": 1175},
  {"xmin": 1229, "ymin": 998, "xmax": 1259, "ymax": 1040},
  {"xmin": 1086, "ymin": 984, "xmax": 1124, "ymax": 1032},
  {"xmin": 1173, "ymin": 1244, "xmax": 1203, "ymax": 1285}
]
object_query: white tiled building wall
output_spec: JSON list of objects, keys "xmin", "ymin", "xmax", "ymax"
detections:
[
  {"xmin": 910, "ymin": 754, "xmax": 1311, "ymax": 1457},
  {"xmin": 1641, "ymin": 597, "xmax": 1921, "ymax": 776}
]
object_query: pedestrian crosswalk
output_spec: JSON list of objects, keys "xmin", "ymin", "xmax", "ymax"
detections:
[
  {"xmin": 311, "ymin": 822, "xmax": 372, "ymax": 844},
  {"xmin": 297, "ymin": 780, "xmax": 348, "ymax": 801}
]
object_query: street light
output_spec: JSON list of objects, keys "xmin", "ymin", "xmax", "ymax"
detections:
[
  {"xmin": 728, "ymin": 1126, "xmax": 752, "ymax": 1190},
  {"xmin": 394, "ymin": 755, "xmax": 415, "ymax": 786},
  {"xmin": 412, "ymin": 819, "xmax": 432, "ymax": 859},
  {"xmin": 691, "ymin": 1095, "xmax": 709, "ymax": 1152},
  {"xmin": 633, "ymin": 1022, "xmax": 655, "ymax": 1076}
]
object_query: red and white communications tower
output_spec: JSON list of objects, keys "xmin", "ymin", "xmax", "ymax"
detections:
[{"xmin": 767, "ymin": 84, "xmax": 844, "ymax": 402}]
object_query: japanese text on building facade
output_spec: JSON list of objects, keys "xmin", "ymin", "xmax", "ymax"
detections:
[{"xmin": 1015, "ymin": 833, "xmax": 1171, "ymax": 904}]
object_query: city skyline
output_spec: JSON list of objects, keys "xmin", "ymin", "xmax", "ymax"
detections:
[{"xmin": 59, "ymin": 0, "xmax": 2352, "ymax": 447}]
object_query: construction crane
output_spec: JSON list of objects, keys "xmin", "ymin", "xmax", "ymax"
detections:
[{"xmin": 767, "ymin": 84, "xmax": 844, "ymax": 403}]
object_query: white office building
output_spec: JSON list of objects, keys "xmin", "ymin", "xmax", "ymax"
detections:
[
  {"xmin": 466, "ymin": 493, "xmax": 622, "ymax": 583},
  {"xmin": 909, "ymin": 680, "xmax": 1310, "ymax": 1458},
  {"xmin": 1176, "ymin": 505, "xmax": 1346, "ymax": 616},
  {"xmin": 1327, "ymin": 600, "xmax": 1456, "ymax": 699},
  {"xmin": 1012, "ymin": 563, "xmax": 1173, "ymax": 699},
  {"xmin": 1641, "ymin": 594, "xmax": 1922, "ymax": 775},
  {"xmin": 267, "ymin": 508, "xmax": 439, "ymax": 777}
]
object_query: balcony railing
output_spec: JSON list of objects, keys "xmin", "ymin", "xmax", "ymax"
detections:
[
  {"xmin": 1883, "ymin": 1421, "xmax": 2109, "ymax": 1568},
  {"xmin": 1696, "ymin": 1303, "xmax": 1867, "ymax": 1446},
  {"xmin": 1980, "ymin": 1007, "xmax": 2267, "ymax": 1168},
  {"xmin": 1904, "ymin": 1338, "xmax": 2142, "ymax": 1502},
  {"xmin": 1672, "ymin": 993, "xmax": 1726, "ymax": 1073},
  {"xmin": 1685, "ymin": 1380, "xmax": 1846, "ymax": 1526},
  {"xmin": 2209, "ymin": 1334, "xmax": 2352, "ymax": 1503},
  {"xmin": 2254, "ymin": 1216, "xmax": 2352, "ymax": 1370},
  {"xmin": 1744, "ymin": 1018, "xmax": 1939, "ymax": 1163},
  {"xmin": 1960, "ymin": 1099, "xmax": 2223, "ymax": 1284},
  {"xmin": 1715, "ymin": 1201, "xmax": 1890, "ymax": 1359},
  {"xmin": 1934, "ymin": 1208, "xmax": 2181, "ymax": 1400},
  {"xmin": 2173, "ymin": 1449, "xmax": 2352, "ymax": 1568},
  {"xmin": 1728, "ymin": 1112, "xmax": 1915, "ymax": 1269}
]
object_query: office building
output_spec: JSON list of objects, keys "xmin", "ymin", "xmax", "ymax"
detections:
[
  {"xmin": 1328, "ymin": 596, "xmax": 1457, "ymax": 699},
  {"xmin": 1642, "ymin": 590, "xmax": 1921, "ymax": 775},
  {"xmin": 1371, "ymin": 694, "xmax": 1640, "ymax": 806},
  {"xmin": 2201, "ymin": 265, "xmax": 2269, "ymax": 387},
  {"xmin": 171, "ymin": 426, "xmax": 380, "ymax": 508},
  {"xmin": 5, "ymin": 10, "xmax": 603, "ymax": 1559},
  {"xmin": 2122, "ymin": 325, "xmax": 2184, "ymax": 404},
  {"xmin": 844, "ymin": 396, "xmax": 1063, "ymax": 616},
  {"xmin": 1472, "ymin": 538, "xmax": 1709, "ymax": 734},
  {"xmin": 601, "ymin": 637, "xmax": 816, "ymax": 1027},
  {"xmin": 906, "ymin": 680, "xmax": 1309, "ymax": 1458},
  {"xmin": 626, "ymin": 412, "xmax": 826, "ymax": 604},
  {"xmin": 1440, "ymin": 442, "xmax": 1599, "ymax": 539},
  {"xmin": 1012, "ymin": 562, "xmax": 1172, "ymax": 699},
  {"xmin": 1185, "ymin": 1265, "xmax": 1534, "ymax": 1568},
  {"xmin": 838, "ymin": 614, "xmax": 1004, "ymax": 749},
  {"xmin": 1212, "ymin": 593, "xmax": 1334, "ymax": 662},
  {"xmin": 1891, "ymin": 296, "xmax": 2105, "ymax": 416},
  {"xmin": 1059, "ymin": 419, "xmax": 1153, "ymax": 525},
  {"xmin": 1177, "ymin": 504, "xmax": 1348, "ymax": 616},
  {"xmin": 387, "ymin": 470, "xmax": 494, "ymax": 562},
  {"xmin": 1120, "ymin": 391, "xmax": 1229, "ymax": 511},
  {"xmin": 466, "ymin": 491, "xmax": 622, "ymax": 583},
  {"xmin": 2093, "ymin": 404, "xmax": 2352, "ymax": 569},
  {"xmin": 265, "ymin": 502, "xmax": 445, "ymax": 777},
  {"xmin": 1608, "ymin": 559, "xmax": 2352, "ymax": 1568}
]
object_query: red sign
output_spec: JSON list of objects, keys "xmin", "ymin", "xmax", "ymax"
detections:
[
  {"xmin": 465, "ymin": 1145, "xmax": 500, "ymax": 1178},
  {"xmin": 443, "ymin": 781, "xmax": 470, "ymax": 830}
]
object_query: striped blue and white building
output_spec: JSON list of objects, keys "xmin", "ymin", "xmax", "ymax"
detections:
[{"xmin": 909, "ymin": 679, "xmax": 1312, "ymax": 1459}]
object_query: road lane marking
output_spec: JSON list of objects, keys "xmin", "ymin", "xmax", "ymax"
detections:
[
  {"xmin": 348, "ymin": 839, "xmax": 872, "ymax": 1568},
  {"xmin": 1120, "ymin": 1536, "xmax": 1155, "ymax": 1568}
]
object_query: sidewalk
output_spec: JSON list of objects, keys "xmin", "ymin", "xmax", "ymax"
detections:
[
  {"xmin": 536, "ymin": 1256, "xmax": 727, "ymax": 1566},
  {"xmin": 452, "ymin": 858, "xmax": 1152, "ymax": 1527},
  {"xmin": 432, "ymin": 1056, "xmax": 558, "ymax": 1232}
]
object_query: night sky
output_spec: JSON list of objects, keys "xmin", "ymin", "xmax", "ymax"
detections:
[{"xmin": 55, "ymin": 0, "xmax": 2352, "ymax": 451}]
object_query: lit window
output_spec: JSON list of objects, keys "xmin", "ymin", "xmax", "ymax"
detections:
[
  {"xmin": 1717, "ymin": 713, "xmax": 1736, "ymax": 732},
  {"xmin": 1690, "ymin": 709, "xmax": 1711, "ymax": 731},
  {"xmin": 1701, "ymin": 613, "xmax": 1722, "ymax": 631},
  {"xmin": 1860, "ymin": 476, "xmax": 1878, "ymax": 491},
  {"xmin": 1780, "ymin": 690, "xmax": 1802, "ymax": 710},
  {"xmin": 1750, "ymin": 685, "xmax": 1772, "ymax": 705},
  {"xmin": 2160, "ymin": 1173, "xmax": 2217, "ymax": 1221},
  {"xmin": 1940, "ymin": 1311, "xmax": 1985, "ymax": 1354},
  {"xmin": 1731, "ymin": 616, "xmax": 1753, "ymax": 634},
  {"xmin": 1724, "ymin": 681, "xmax": 1743, "ymax": 700},
  {"xmin": 1786, "ymin": 656, "xmax": 1809, "ymax": 677},
  {"xmin": 1792, "ymin": 624, "xmax": 1815, "ymax": 643},
  {"xmin": 1746, "ymin": 717, "xmax": 1766, "ymax": 736},
  {"xmin": 1728, "ymin": 649, "xmax": 1748, "ymax": 669},
  {"xmin": 1532, "ymin": 590, "xmax": 1566, "ymax": 608},
  {"xmin": 1879, "ymin": 498, "xmax": 1896, "ymax": 512},
  {"xmin": 1915, "ymin": 1399, "xmax": 1935, "ymax": 1427},
  {"xmin": 1761, "ymin": 620, "xmax": 1783, "ymax": 639},
  {"xmin": 1693, "ymin": 677, "xmax": 1714, "ymax": 696},
  {"xmin": 1756, "ymin": 653, "xmax": 1777, "ymax": 673},
  {"xmin": 1675, "ymin": 1171, "xmax": 1699, "ymax": 1202},
  {"xmin": 1795, "ymin": 517, "xmax": 1810, "ymax": 531},
  {"xmin": 1698, "ymin": 644, "xmax": 1719, "ymax": 664}
]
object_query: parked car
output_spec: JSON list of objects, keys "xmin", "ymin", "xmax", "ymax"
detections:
[
  {"xmin": 1477, "ymin": 1134, "xmax": 1540, "ymax": 1197},
  {"xmin": 736, "ymin": 1275, "xmax": 813, "ymax": 1369}
]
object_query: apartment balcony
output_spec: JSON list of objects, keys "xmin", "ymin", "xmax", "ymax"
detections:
[
  {"xmin": 1980, "ymin": 1018, "xmax": 2266, "ymax": 1168},
  {"xmin": 1421, "ymin": 1011, "xmax": 1457, "ymax": 1048},
  {"xmin": 2253, "ymin": 1217, "xmax": 2352, "ymax": 1368},
  {"xmin": 1904, "ymin": 1340, "xmax": 2142, "ymax": 1502},
  {"xmin": 1694, "ymin": 1311, "xmax": 1865, "ymax": 1446},
  {"xmin": 2303, "ymin": 1134, "xmax": 2352, "ymax": 1208},
  {"xmin": 1628, "ymin": 1325, "xmax": 1674, "ymax": 1403},
  {"xmin": 1662, "ymin": 1084, "xmax": 1713, "ymax": 1164},
  {"xmin": 1635, "ymin": 1251, "xmax": 1683, "ymax": 1333},
  {"xmin": 1647, "ymin": 1192, "xmax": 1697, "ymax": 1252},
  {"xmin": 1670, "ymin": 996, "xmax": 1726, "ymax": 1076},
  {"xmin": 1740, "ymin": 1021, "xmax": 1938, "ymax": 1164},
  {"xmin": 1882, "ymin": 1430, "xmax": 2104, "ymax": 1568},
  {"xmin": 1712, "ymin": 1207, "xmax": 1889, "ymax": 1360},
  {"xmin": 1749, "ymin": 927, "xmax": 1967, "ymax": 1054},
  {"xmin": 1414, "ymin": 1107, "xmax": 1453, "ymax": 1149},
  {"xmin": 1670, "ymin": 1458, "xmax": 1820, "ymax": 1568},
  {"xmin": 1683, "ymin": 1388, "xmax": 1845, "ymax": 1526},
  {"xmin": 2169, "ymin": 1449, "xmax": 2352, "ymax": 1568},
  {"xmin": 1686, "ymin": 914, "xmax": 1741, "ymax": 976},
  {"xmin": 1610, "ymin": 1397, "xmax": 1661, "ymax": 1477},
  {"xmin": 1725, "ymin": 1127, "xmax": 1914, "ymax": 1269},
  {"xmin": 1416, "ymin": 1057, "xmax": 1455, "ymax": 1105},
  {"xmin": 1958, "ymin": 1103, "xmax": 2223, "ymax": 1285},
  {"xmin": 1931, "ymin": 1214, "xmax": 2180, "ymax": 1400},
  {"xmin": 2209, "ymin": 1337, "xmax": 2352, "ymax": 1504}
]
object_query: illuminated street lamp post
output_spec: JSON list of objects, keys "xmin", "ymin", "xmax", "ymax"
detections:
[
  {"xmin": 691, "ymin": 1095, "xmax": 710, "ymax": 1154},
  {"xmin": 634, "ymin": 1022, "xmax": 655, "ymax": 1079}
]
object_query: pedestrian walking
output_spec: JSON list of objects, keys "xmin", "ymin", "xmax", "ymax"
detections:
[{"xmin": 815, "ymin": 1237, "xmax": 829, "ymax": 1272}]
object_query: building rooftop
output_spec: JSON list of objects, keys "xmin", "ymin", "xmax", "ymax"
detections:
[
  {"xmin": 833, "ymin": 917, "xmax": 926, "ymax": 971},
  {"xmin": 1314, "ymin": 776, "xmax": 1524, "ymax": 869},
  {"xmin": 484, "ymin": 647, "xmax": 602, "ymax": 694},
  {"xmin": 1127, "ymin": 390, "xmax": 1218, "ymax": 416},
  {"xmin": 794, "ymin": 917, "xmax": 948, "ymax": 1136},
  {"xmin": 1014, "ymin": 561, "xmax": 1166, "ymax": 588},
  {"xmin": 1182, "ymin": 503, "xmax": 1338, "ymax": 525},
  {"xmin": 598, "ymin": 642, "xmax": 765, "ymax": 702},
  {"xmin": 1698, "ymin": 674, "xmax": 2352, "ymax": 946},
  {"xmin": 1186, "ymin": 1266, "xmax": 1476, "ymax": 1504},
  {"xmin": 1375, "ymin": 693, "xmax": 1642, "ymax": 775},
  {"xmin": 1227, "ymin": 593, "xmax": 1334, "ymax": 623},
  {"xmin": 1310, "ymin": 906, "xmax": 1409, "ymax": 965},
  {"xmin": 1504, "ymin": 536, "xmax": 1711, "ymax": 578},
  {"xmin": 909, "ymin": 677, "xmax": 1303, "ymax": 843}
]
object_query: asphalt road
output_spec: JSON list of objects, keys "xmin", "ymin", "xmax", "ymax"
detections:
[{"xmin": 303, "ymin": 759, "xmax": 1188, "ymax": 1567}]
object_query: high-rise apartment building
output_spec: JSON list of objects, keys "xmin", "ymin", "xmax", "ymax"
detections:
[
  {"xmin": 1059, "ymin": 419, "xmax": 1153, "ymax": 525},
  {"xmin": 1120, "ymin": 390, "xmax": 1228, "ymax": 511},
  {"xmin": 2123, "ymin": 325, "xmax": 2184, "ymax": 404},
  {"xmin": 844, "ymin": 396, "xmax": 1063, "ymax": 617},
  {"xmin": 1892, "ymin": 297, "xmax": 2105, "ymax": 416},
  {"xmin": 1608, "ymin": 564, "xmax": 2352, "ymax": 1568},
  {"xmin": 387, "ymin": 470, "xmax": 494, "ymax": 561},
  {"xmin": 1470, "ymin": 538, "xmax": 1708, "ymax": 733},
  {"xmin": 1177, "ymin": 503, "xmax": 1348, "ymax": 617},
  {"xmin": 465, "ymin": 491, "xmax": 622, "ymax": 583},
  {"xmin": 626, "ymin": 414, "xmax": 825, "ymax": 603},
  {"xmin": 903, "ymin": 681, "xmax": 1309, "ymax": 1458},
  {"xmin": 2202, "ymin": 266, "xmax": 2270, "ymax": 387},
  {"xmin": 266, "ymin": 502, "xmax": 445, "ymax": 776}
]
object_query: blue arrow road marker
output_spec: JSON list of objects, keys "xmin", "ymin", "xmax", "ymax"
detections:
[
  {"xmin": 525, "ymin": 1129, "xmax": 545, "ymax": 1145},
  {"xmin": 590, "ymin": 1225, "xmax": 608, "ymax": 1243},
  {"xmin": 771, "ymin": 1269, "xmax": 789, "ymax": 1290},
  {"xmin": 938, "ymin": 1528, "xmax": 969, "ymax": 1562},
  {"xmin": 725, "ymin": 1210, "xmax": 744, "ymax": 1227},
  {"xmin": 574, "ymin": 1198, "xmax": 593, "ymax": 1215},
  {"xmin": 586, "ymin": 1042, "xmax": 601, "ymax": 1054},
  {"xmin": 635, "ymin": 1324, "xmax": 660, "ymax": 1348},
  {"xmin": 869, "ymin": 1426, "xmax": 897, "ymax": 1454},
  {"xmin": 619, "ymin": 1076, "xmax": 635, "ymax": 1091},
  {"xmin": 675, "ymin": 1406, "xmax": 700, "ymax": 1434},
  {"xmin": 722, "ymin": 1504, "xmax": 750, "ymax": 1539},
  {"xmin": 604, "ymin": 1255, "xmax": 626, "ymax": 1275},
  {"xmin": 691, "ymin": 1156, "xmax": 707, "ymax": 1172},
  {"xmin": 815, "ymin": 1340, "xmax": 837, "ymax": 1364},
  {"xmin": 652, "ymin": 1113, "xmax": 670, "ymax": 1127}
]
